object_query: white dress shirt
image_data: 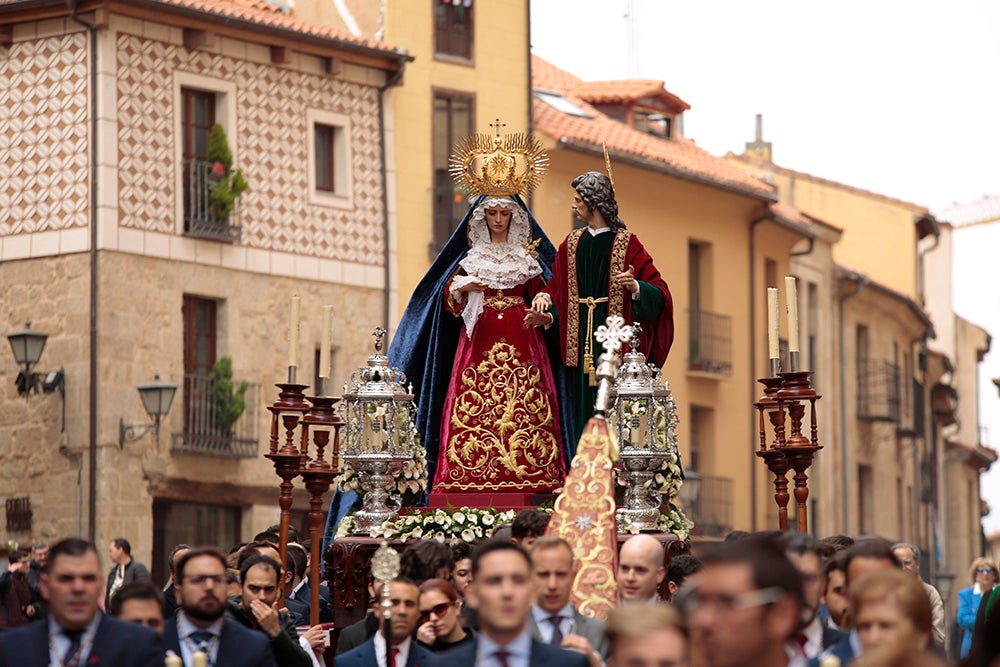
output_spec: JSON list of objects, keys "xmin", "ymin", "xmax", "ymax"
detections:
[
  {"xmin": 531, "ymin": 603, "xmax": 575, "ymax": 643},
  {"xmin": 48, "ymin": 613, "xmax": 100, "ymax": 667},
  {"xmin": 374, "ymin": 630, "xmax": 411, "ymax": 667},
  {"xmin": 477, "ymin": 629, "xmax": 532, "ymax": 667},
  {"xmin": 177, "ymin": 611, "xmax": 224, "ymax": 667}
]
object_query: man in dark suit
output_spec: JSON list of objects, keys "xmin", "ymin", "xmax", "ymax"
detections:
[
  {"xmin": 782, "ymin": 533, "xmax": 846, "ymax": 660},
  {"xmin": 226, "ymin": 553, "xmax": 313, "ymax": 667},
  {"xmin": 808, "ymin": 538, "xmax": 900, "ymax": 667},
  {"xmin": 0, "ymin": 537, "xmax": 163, "ymax": 667},
  {"xmin": 430, "ymin": 541, "xmax": 588, "ymax": 667},
  {"xmin": 106, "ymin": 538, "xmax": 151, "ymax": 604},
  {"xmin": 527, "ymin": 537, "xmax": 608, "ymax": 665},
  {"xmin": 338, "ymin": 577, "xmax": 433, "ymax": 667},
  {"xmin": 163, "ymin": 546, "xmax": 276, "ymax": 667}
]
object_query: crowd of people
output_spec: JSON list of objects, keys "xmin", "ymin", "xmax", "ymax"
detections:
[{"xmin": 0, "ymin": 509, "xmax": 998, "ymax": 667}]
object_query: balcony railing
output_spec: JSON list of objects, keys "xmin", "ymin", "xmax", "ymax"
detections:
[
  {"xmin": 184, "ymin": 159, "xmax": 242, "ymax": 243},
  {"xmin": 857, "ymin": 358, "xmax": 899, "ymax": 422},
  {"xmin": 688, "ymin": 310, "xmax": 732, "ymax": 375},
  {"xmin": 172, "ymin": 373, "xmax": 260, "ymax": 458},
  {"xmin": 687, "ymin": 473, "xmax": 733, "ymax": 538}
]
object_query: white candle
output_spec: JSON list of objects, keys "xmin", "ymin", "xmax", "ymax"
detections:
[
  {"xmin": 165, "ymin": 651, "xmax": 182, "ymax": 667},
  {"xmin": 288, "ymin": 295, "xmax": 300, "ymax": 368},
  {"xmin": 767, "ymin": 287, "xmax": 779, "ymax": 360},
  {"xmin": 319, "ymin": 305, "xmax": 332, "ymax": 379},
  {"xmin": 785, "ymin": 276, "xmax": 799, "ymax": 353},
  {"xmin": 192, "ymin": 651, "xmax": 208, "ymax": 667}
]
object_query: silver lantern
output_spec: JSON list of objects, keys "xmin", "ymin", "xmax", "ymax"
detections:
[
  {"xmin": 610, "ymin": 326, "xmax": 680, "ymax": 531},
  {"xmin": 339, "ymin": 327, "xmax": 417, "ymax": 535}
]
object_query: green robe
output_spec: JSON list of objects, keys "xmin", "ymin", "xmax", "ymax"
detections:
[{"xmin": 560, "ymin": 231, "xmax": 665, "ymax": 445}]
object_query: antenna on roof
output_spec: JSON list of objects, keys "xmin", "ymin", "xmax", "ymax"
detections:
[{"xmin": 625, "ymin": 0, "xmax": 638, "ymax": 78}]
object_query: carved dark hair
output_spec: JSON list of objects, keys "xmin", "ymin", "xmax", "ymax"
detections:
[{"xmin": 571, "ymin": 171, "xmax": 625, "ymax": 232}]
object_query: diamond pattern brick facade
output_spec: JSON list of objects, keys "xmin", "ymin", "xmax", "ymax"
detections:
[
  {"xmin": 116, "ymin": 33, "xmax": 385, "ymax": 265},
  {"xmin": 0, "ymin": 34, "xmax": 90, "ymax": 236}
]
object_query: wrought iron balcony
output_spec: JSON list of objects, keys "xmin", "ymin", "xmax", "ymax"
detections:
[
  {"xmin": 857, "ymin": 358, "xmax": 900, "ymax": 422},
  {"xmin": 184, "ymin": 159, "xmax": 242, "ymax": 243},
  {"xmin": 171, "ymin": 373, "xmax": 260, "ymax": 458},
  {"xmin": 688, "ymin": 310, "xmax": 732, "ymax": 376},
  {"xmin": 686, "ymin": 473, "xmax": 733, "ymax": 538}
]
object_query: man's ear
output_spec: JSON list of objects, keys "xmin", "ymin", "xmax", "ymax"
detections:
[
  {"xmin": 39, "ymin": 573, "xmax": 51, "ymax": 602},
  {"xmin": 667, "ymin": 581, "xmax": 679, "ymax": 599},
  {"xmin": 766, "ymin": 594, "xmax": 801, "ymax": 642},
  {"xmin": 656, "ymin": 566, "xmax": 666, "ymax": 585}
]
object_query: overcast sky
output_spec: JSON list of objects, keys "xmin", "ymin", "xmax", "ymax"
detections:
[
  {"xmin": 530, "ymin": 0, "xmax": 1000, "ymax": 214},
  {"xmin": 531, "ymin": 0, "xmax": 1000, "ymax": 535}
]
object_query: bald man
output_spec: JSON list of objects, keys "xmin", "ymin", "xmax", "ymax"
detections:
[{"xmin": 616, "ymin": 535, "xmax": 666, "ymax": 604}]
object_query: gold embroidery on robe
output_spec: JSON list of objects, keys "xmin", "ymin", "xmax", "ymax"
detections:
[
  {"xmin": 565, "ymin": 228, "xmax": 585, "ymax": 366},
  {"xmin": 440, "ymin": 341, "xmax": 560, "ymax": 490},
  {"xmin": 608, "ymin": 231, "xmax": 632, "ymax": 317}
]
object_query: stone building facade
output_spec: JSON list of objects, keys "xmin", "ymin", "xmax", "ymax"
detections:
[{"xmin": 0, "ymin": 0, "xmax": 407, "ymax": 578}]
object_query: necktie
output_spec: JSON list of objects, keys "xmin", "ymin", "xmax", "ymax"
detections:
[
  {"xmin": 190, "ymin": 630, "xmax": 214, "ymax": 652},
  {"xmin": 389, "ymin": 647, "xmax": 399, "ymax": 667},
  {"xmin": 796, "ymin": 634, "xmax": 808, "ymax": 657},
  {"xmin": 63, "ymin": 629, "xmax": 84, "ymax": 667},
  {"xmin": 495, "ymin": 649, "xmax": 510, "ymax": 667},
  {"xmin": 548, "ymin": 616, "xmax": 564, "ymax": 645}
]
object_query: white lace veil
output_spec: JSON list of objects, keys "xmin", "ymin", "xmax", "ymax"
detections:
[{"xmin": 466, "ymin": 196, "xmax": 532, "ymax": 247}]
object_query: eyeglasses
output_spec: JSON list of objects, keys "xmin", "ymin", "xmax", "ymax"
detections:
[
  {"xmin": 185, "ymin": 574, "xmax": 226, "ymax": 586},
  {"xmin": 679, "ymin": 585, "xmax": 786, "ymax": 616},
  {"xmin": 419, "ymin": 601, "xmax": 452, "ymax": 623},
  {"xmin": 977, "ymin": 567, "xmax": 995, "ymax": 575}
]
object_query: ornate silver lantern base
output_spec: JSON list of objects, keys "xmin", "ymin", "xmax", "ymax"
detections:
[
  {"xmin": 616, "ymin": 448, "xmax": 670, "ymax": 532},
  {"xmin": 341, "ymin": 452, "xmax": 410, "ymax": 535}
]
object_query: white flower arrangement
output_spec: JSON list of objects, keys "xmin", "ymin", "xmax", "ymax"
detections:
[
  {"xmin": 618, "ymin": 506, "xmax": 694, "ymax": 541},
  {"xmin": 336, "ymin": 506, "xmax": 530, "ymax": 542}
]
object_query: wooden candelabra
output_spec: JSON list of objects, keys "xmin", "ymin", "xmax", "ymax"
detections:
[
  {"xmin": 298, "ymin": 394, "xmax": 342, "ymax": 627},
  {"xmin": 753, "ymin": 370, "xmax": 823, "ymax": 533},
  {"xmin": 264, "ymin": 381, "xmax": 311, "ymax": 585}
]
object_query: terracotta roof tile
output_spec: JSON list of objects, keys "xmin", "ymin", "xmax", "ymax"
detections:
[
  {"xmin": 571, "ymin": 79, "xmax": 690, "ymax": 111},
  {"xmin": 0, "ymin": 0, "xmax": 404, "ymax": 55},
  {"xmin": 531, "ymin": 56, "xmax": 773, "ymax": 200}
]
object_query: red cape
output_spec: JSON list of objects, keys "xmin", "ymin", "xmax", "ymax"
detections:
[{"xmin": 546, "ymin": 228, "xmax": 673, "ymax": 367}]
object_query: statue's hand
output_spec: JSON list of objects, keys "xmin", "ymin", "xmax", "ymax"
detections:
[
  {"xmin": 530, "ymin": 293, "xmax": 551, "ymax": 313},
  {"xmin": 523, "ymin": 309, "xmax": 553, "ymax": 328},
  {"xmin": 615, "ymin": 265, "xmax": 640, "ymax": 294}
]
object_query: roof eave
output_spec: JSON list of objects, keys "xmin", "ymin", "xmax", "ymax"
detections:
[{"xmin": 558, "ymin": 137, "xmax": 777, "ymax": 203}]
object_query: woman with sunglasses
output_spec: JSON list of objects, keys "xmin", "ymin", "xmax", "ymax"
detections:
[
  {"xmin": 415, "ymin": 579, "xmax": 474, "ymax": 653},
  {"xmin": 957, "ymin": 557, "xmax": 998, "ymax": 658}
]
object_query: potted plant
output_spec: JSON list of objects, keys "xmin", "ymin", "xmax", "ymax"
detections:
[
  {"xmin": 209, "ymin": 356, "xmax": 249, "ymax": 437},
  {"xmin": 206, "ymin": 123, "xmax": 249, "ymax": 220}
]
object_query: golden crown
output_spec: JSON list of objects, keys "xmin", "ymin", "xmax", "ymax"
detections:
[{"xmin": 449, "ymin": 120, "xmax": 548, "ymax": 197}]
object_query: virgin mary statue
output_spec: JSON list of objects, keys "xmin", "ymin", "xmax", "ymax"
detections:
[{"xmin": 388, "ymin": 129, "xmax": 572, "ymax": 497}]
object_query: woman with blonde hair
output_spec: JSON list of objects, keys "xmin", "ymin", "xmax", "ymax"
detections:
[
  {"xmin": 957, "ymin": 557, "xmax": 998, "ymax": 658},
  {"xmin": 850, "ymin": 568, "xmax": 933, "ymax": 655}
]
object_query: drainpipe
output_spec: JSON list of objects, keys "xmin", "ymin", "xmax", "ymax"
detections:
[
  {"xmin": 837, "ymin": 272, "xmax": 868, "ymax": 534},
  {"xmin": 377, "ymin": 63, "xmax": 406, "ymax": 336},
  {"xmin": 67, "ymin": 0, "xmax": 98, "ymax": 543},
  {"xmin": 747, "ymin": 211, "xmax": 770, "ymax": 532}
]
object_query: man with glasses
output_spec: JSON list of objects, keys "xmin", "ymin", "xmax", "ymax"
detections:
[
  {"xmin": 0, "ymin": 537, "xmax": 163, "ymax": 667},
  {"xmin": 164, "ymin": 547, "xmax": 275, "ymax": 667},
  {"xmin": 682, "ymin": 539, "xmax": 804, "ymax": 667},
  {"xmin": 338, "ymin": 577, "xmax": 432, "ymax": 667}
]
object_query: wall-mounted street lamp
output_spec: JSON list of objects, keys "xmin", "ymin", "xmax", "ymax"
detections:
[
  {"xmin": 7, "ymin": 321, "xmax": 64, "ymax": 396},
  {"xmin": 119, "ymin": 372, "xmax": 177, "ymax": 450}
]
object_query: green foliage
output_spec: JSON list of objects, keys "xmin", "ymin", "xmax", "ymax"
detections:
[
  {"xmin": 209, "ymin": 356, "xmax": 249, "ymax": 436},
  {"xmin": 207, "ymin": 123, "xmax": 233, "ymax": 172},
  {"xmin": 205, "ymin": 123, "xmax": 249, "ymax": 220}
]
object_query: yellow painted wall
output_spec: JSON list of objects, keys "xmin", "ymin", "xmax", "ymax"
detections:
[
  {"xmin": 533, "ymin": 149, "xmax": 805, "ymax": 533},
  {"xmin": 384, "ymin": 0, "xmax": 530, "ymax": 320},
  {"xmin": 731, "ymin": 158, "xmax": 924, "ymax": 300}
]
